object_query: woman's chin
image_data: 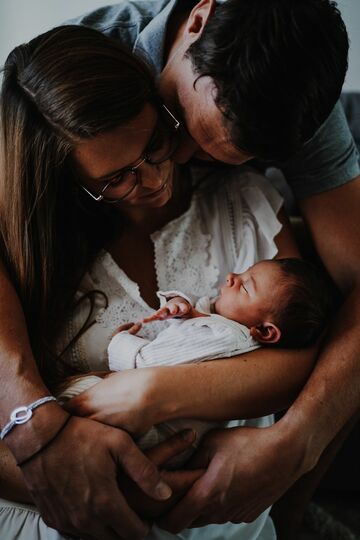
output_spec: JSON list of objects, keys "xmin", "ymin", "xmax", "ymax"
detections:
[{"xmin": 137, "ymin": 178, "xmax": 174, "ymax": 208}]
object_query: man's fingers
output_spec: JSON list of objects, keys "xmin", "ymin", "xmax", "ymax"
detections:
[
  {"xmin": 145, "ymin": 429, "xmax": 197, "ymax": 466},
  {"xmin": 98, "ymin": 489, "xmax": 150, "ymax": 540},
  {"xmin": 184, "ymin": 444, "xmax": 211, "ymax": 470},
  {"xmin": 157, "ymin": 480, "xmax": 205, "ymax": 533},
  {"xmin": 161, "ymin": 468, "xmax": 204, "ymax": 492},
  {"xmin": 114, "ymin": 434, "xmax": 173, "ymax": 501}
]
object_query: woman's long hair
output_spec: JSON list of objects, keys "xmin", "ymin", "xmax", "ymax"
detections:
[{"xmin": 0, "ymin": 25, "xmax": 157, "ymax": 380}]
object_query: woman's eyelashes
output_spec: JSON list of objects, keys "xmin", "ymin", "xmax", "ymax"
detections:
[{"xmin": 241, "ymin": 283, "xmax": 249, "ymax": 294}]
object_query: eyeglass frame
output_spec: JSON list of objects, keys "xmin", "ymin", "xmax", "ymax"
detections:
[{"xmin": 79, "ymin": 103, "xmax": 180, "ymax": 204}]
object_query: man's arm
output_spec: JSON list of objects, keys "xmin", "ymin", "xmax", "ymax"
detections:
[
  {"xmin": 0, "ymin": 260, "xmax": 178, "ymax": 539},
  {"xmin": 287, "ymin": 175, "xmax": 360, "ymax": 465},
  {"xmin": 158, "ymin": 176, "xmax": 360, "ymax": 533}
]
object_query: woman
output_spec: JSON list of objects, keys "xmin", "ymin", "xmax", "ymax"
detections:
[{"xmin": 0, "ymin": 25, "xmax": 313, "ymax": 540}]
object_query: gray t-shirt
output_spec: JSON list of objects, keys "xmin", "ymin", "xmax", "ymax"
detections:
[{"xmin": 68, "ymin": 0, "xmax": 360, "ymax": 199}]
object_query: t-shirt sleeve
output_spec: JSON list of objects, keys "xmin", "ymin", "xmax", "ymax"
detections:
[
  {"xmin": 279, "ymin": 101, "xmax": 360, "ymax": 199},
  {"xmin": 64, "ymin": 2, "xmax": 150, "ymax": 46}
]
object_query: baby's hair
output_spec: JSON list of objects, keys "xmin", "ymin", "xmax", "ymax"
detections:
[{"xmin": 272, "ymin": 258, "xmax": 337, "ymax": 348}]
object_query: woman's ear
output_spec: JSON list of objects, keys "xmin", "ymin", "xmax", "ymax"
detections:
[
  {"xmin": 184, "ymin": 0, "xmax": 217, "ymax": 45},
  {"xmin": 250, "ymin": 322, "xmax": 282, "ymax": 344}
]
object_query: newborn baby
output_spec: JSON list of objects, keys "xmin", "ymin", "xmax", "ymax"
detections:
[{"xmin": 58, "ymin": 258, "xmax": 335, "ymax": 462}]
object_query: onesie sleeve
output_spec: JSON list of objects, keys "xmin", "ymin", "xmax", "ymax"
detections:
[
  {"xmin": 108, "ymin": 332, "xmax": 151, "ymax": 371},
  {"xmin": 134, "ymin": 318, "xmax": 259, "ymax": 368}
]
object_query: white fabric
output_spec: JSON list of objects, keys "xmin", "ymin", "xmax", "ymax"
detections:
[
  {"xmin": 0, "ymin": 167, "xmax": 281, "ymax": 540},
  {"xmin": 108, "ymin": 302, "xmax": 259, "ymax": 371},
  {"xmin": 106, "ymin": 297, "xmax": 260, "ymax": 462},
  {"xmin": 55, "ymin": 166, "xmax": 282, "ymax": 374}
]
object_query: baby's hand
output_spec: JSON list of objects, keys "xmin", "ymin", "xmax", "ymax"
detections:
[
  {"xmin": 143, "ymin": 297, "xmax": 192, "ymax": 323},
  {"xmin": 111, "ymin": 321, "xmax": 142, "ymax": 337}
]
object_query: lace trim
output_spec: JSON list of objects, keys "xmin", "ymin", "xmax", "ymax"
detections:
[
  {"xmin": 93, "ymin": 252, "xmax": 165, "ymax": 341},
  {"xmin": 152, "ymin": 193, "xmax": 219, "ymax": 299}
]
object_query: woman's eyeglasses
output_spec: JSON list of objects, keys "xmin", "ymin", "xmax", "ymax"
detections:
[{"xmin": 80, "ymin": 104, "xmax": 180, "ymax": 204}]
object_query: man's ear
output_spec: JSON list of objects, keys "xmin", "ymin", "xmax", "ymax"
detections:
[
  {"xmin": 184, "ymin": 0, "xmax": 217, "ymax": 45},
  {"xmin": 250, "ymin": 322, "xmax": 281, "ymax": 344}
]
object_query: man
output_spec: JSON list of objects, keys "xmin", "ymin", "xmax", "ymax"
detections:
[{"xmin": 1, "ymin": 1, "xmax": 359, "ymax": 539}]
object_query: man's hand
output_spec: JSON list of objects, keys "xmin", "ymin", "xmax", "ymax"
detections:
[
  {"xmin": 157, "ymin": 423, "xmax": 308, "ymax": 532},
  {"xmin": 20, "ymin": 416, "xmax": 177, "ymax": 540},
  {"xmin": 143, "ymin": 297, "xmax": 192, "ymax": 323},
  {"xmin": 120, "ymin": 429, "xmax": 205, "ymax": 520}
]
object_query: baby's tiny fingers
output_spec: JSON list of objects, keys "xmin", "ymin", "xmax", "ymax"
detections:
[
  {"xmin": 169, "ymin": 304, "xmax": 180, "ymax": 315},
  {"xmin": 112, "ymin": 322, "xmax": 135, "ymax": 336},
  {"xmin": 179, "ymin": 303, "xmax": 190, "ymax": 313},
  {"xmin": 128, "ymin": 323, "xmax": 142, "ymax": 335}
]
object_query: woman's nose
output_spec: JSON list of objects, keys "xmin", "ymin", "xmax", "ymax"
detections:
[{"xmin": 139, "ymin": 162, "xmax": 164, "ymax": 189}]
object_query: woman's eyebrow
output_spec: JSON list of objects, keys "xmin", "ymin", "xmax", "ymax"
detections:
[
  {"xmin": 93, "ymin": 120, "xmax": 159, "ymax": 182},
  {"xmin": 95, "ymin": 166, "xmax": 127, "ymax": 182}
]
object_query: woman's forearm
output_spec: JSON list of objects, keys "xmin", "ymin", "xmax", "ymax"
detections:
[
  {"xmin": 0, "ymin": 260, "xmax": 68, "ymax": 462},
  {"xmin": 148, "ymin": 345, "xmax": 316, "ymax": 425}
]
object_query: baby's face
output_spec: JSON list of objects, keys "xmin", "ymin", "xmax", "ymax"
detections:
[{"xmin": 215, "ymin": 260, "xmax": 284, "ymax": 327}]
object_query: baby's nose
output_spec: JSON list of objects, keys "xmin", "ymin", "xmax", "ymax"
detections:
[{"xmin": 226, "ymin": 273, "xmax": 236, "ymax": 285}]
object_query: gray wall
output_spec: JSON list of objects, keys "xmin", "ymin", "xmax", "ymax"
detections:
[{"xmin": 0, "ymin": 0, "xmax": 359, "ymax": 90}]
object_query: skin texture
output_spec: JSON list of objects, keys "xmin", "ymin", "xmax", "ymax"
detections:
[
  {"xmin": 0, "ymin": 101, "xmax": 314, "ymax": 537},
  {"xmin": 152, "ymin": 1, "xmax": 360, "ymax": 533},
  {"xmin": 0, "ymin": 1, "xmax": 359, "ymax": 539}
]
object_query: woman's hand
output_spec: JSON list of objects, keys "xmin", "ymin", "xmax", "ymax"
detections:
[{"xmin": 65, "ymin": 369, "xmax": 158, "ymax": 435}]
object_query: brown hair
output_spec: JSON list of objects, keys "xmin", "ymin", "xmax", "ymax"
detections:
[
  {"xmin": 272, "ymin": 258, "xmax": 337, "ymax": 348},
  {"xmin": 0, "ymin": 25, "xmax": 157, "ymax": 380}
]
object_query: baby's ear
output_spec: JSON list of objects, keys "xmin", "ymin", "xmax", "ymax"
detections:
[{"xmin": 250, "ymin": 322, "xmax": 281, "ymax": 344}]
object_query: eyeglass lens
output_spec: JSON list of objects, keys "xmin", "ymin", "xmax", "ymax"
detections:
[{"xmin": 102, "ymin": 107, "xmax": 179, "ymax": 201}]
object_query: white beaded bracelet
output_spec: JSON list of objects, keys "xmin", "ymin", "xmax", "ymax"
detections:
[{"xmin": 0, "ymin": 396, "xmax": 57, "ymax": 440}]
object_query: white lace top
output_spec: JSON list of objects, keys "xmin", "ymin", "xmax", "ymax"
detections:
[{"xmin": 56, "ymin": 166, "xmax": 283, "ymax": 373}]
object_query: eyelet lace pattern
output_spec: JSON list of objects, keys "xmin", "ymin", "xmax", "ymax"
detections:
[{"xmin": 56, "ymin": 167, "xmax": 283, "ymax": 372}]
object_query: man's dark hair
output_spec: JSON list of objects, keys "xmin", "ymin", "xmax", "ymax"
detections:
[
  {"xmin": 273, "ymin": 258, "xmax": 337, "ymax": 348},
  {"xmin": 187, "ymin": 0, "xmax": 349, "ymax": 161}
]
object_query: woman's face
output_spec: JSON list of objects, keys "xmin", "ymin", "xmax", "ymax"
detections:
[{"xmin": 72, "ymin": 103, "xmax": 175, "ymax": 208}]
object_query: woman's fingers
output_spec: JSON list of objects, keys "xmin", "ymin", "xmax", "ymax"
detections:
[{"xmin": 145, "ymin": 429, "xmax": 197, "ymax": 467}]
